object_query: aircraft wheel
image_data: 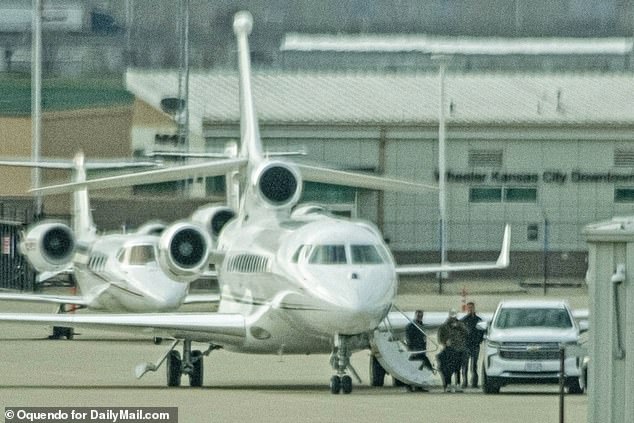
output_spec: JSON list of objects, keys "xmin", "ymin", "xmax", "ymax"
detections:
[
  {"xmin": 329, "ymin": 375, "xmax": 341, "ymax": 394},
  {"xmin": 189, "ymin": 350, "xmax": 204, "ymax": 387},
  {"xmin": 369, "ymin": 355, "xmax": 386, "ymax": 387},
  {"xmin": 49, "ymin": 326, "xmax": 65, "ymax": 340},
  {"xmin": 65, "ymin": 327, "xmax": 74, "ymax": 340},
  {"xmin": 153, "ymin": 337, "xmax": 163, "ymax": 345},
  {"xmin": 341, "ymin": 375, "xmax": 352, "ymax": 394},
  {"xmin": 167, "ymin": 350, "xmax": 182, "ymax": 387}
]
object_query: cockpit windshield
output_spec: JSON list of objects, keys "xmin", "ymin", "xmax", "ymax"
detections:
[
  {"xmin": 350, "ymin": 245, "xmax": 384, "ymax": 264},
  {"xmin": 295, "ymin": 244, "xmax": 386, "ymax": 265},
  {"xmin": 309, "ymin": 245, "xmax": 347, "ymax": 264},
  {"xmin": 127, "ymin": 245, "xmax": 156, "ymax": 265}
]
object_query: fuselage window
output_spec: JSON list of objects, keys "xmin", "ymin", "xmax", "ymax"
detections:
[
  {"xmin": 128, "ymin": 245, "xmax": 156, "ymax": 265},
  {"xmin": 350, "ymin": 245, "xmax": 384, "ymax": 264},
  {"xmin": 309, "ymin": 245, "xmax": 347, "ymax": 265}
]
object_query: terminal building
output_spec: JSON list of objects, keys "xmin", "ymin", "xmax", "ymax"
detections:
[{"xmin": 125, "ymin": 70, "xmax": 634, "ymax": 278}]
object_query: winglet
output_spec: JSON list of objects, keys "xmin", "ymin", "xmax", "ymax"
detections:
[
  {"xmin": 495, "ymin": 224, "xmax": 511, "ymax": 268},
  {"xmin": 395, "ymin": 224, "xmax": 511, "ymax": 275}
]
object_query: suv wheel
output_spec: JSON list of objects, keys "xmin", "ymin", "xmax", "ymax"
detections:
[
  {"xmin": 482, "ymin": 365, "xmax": 500, "ymax": 394},
  {"xmin": 567, "ymin": 377, "xmax": 584, "ymax": 394}
]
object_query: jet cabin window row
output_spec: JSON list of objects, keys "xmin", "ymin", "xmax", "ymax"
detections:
[{"xmin": 292, "ymin": 244, "xmax": 388, "ymax": 265}]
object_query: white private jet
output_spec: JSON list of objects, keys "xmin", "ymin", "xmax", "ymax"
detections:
[
  {"xmin": 0, "ymin": 11, "xmax": 510, "ymax": 393},
  {"xmin": 0, "ymin": 155, "xmax": 224, "ymax": 338}
]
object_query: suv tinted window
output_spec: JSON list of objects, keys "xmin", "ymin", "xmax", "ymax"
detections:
[{"xmin": 494, "ymin": 307, "xmax": 572, "ymax": 329}]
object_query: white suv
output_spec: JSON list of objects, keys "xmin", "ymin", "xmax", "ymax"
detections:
[{"xmin": 481, "ymin": 299, "xmax": 586, "ymax": 394}]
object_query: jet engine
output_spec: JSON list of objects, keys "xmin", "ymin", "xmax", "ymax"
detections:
[
  {"xmin": 19, "ymin": 222, "xmax": 75, "ymax": 272},
  {"xmin": 190, "ymin": 205, "xmax": 236, "ymax": 246},
  {"xmin": 157, "ymin": 221, "xmax": 212, "ymax": 283},
  {"xmin": 252, "ymin": 160, "xmax": 302, "ymax": 209}
]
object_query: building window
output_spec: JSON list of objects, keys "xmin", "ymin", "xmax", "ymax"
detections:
[
  {"xmin": 527, "ymin": 223, "xmax": 539, "ymax": 241},
  {"xmin": 614, "ymin": 149, "xmax": 634, "ymax": 167},
  {"xmin": 504, "ymin": 187, "xmax": 537, "ymax": 203},
  {"xmin": 615, "ymin": 188, "xmax": 634, "ymax": 203},
  {"xmin": 470, "ymin": 187, "xmax": 502, "ymax": 203},
  {"xmin": 470, "ymin": 187, "xmax": 537, "ymax": 203}
]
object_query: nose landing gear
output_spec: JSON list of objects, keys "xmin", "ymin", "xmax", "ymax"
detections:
[{"xmin": 329, "ymin": 334, "xmax": 361, "ymax": 394}]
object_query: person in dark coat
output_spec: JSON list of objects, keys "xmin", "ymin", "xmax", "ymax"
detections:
[
  {"xmin": 460, "ymin": 301, "xmax": 485, "ymax": 388},
  {"xmin": 437, "ymin": 309, "xmax": 468, "ymax": 392},
  {"xmin": 406, "ymin": 309, "xmax": 434, "ymax": 372}
]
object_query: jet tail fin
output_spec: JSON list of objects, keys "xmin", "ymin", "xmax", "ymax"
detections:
[
  {"xmin": 71, "ymin": 152, "xmax": 96, "ymax": 240},
  {"xmin": 233, "ymin": 11, "xmax": 263, "ymax": 162}
]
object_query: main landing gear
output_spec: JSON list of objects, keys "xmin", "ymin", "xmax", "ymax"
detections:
[
  {"xmin": 135, "ymin": 339, "xmax": 218, "ymax": 387},
  {"xmin": 329, "ymin": 334, "xmax": 361, "ymax": 394},
  {"xmin": 49, "ymin": 303, "xmax": 83, "ymax": 340}
]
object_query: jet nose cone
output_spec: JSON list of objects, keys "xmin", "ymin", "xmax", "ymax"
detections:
[{"xmin": 326, "ymin": 285, "xmax": 392, "ymax": 334}]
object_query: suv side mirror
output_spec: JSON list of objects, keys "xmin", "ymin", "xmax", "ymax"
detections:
[
  {"xmin": 578, "ymin": 319, "xmax": 589, "ymax": 334},
  {"xmin": 476, "ymin": 321, "xmax": 488, "ymax": 331}
]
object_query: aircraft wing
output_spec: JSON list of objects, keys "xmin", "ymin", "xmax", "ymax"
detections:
[
  {"xmin": 396, "ymin": 224, "xmax": 511, "ymax": 275},
  {"xmin": 384, "ymin": 307, "xmax": 588, "ymax": 333},
  {"xmin": 0, "ymin": 292, "xmax": 88, "ymax": 307},
  {"xmin": 297, "ymin": 163, "xmax": 437, "ymax": 194},
  {"xmin": 0, "ymin": 312, "xmax": 246, "ymax": 345},
  {"xmin": 183, "ymin": 293, "xmax": 221, "ymax": 305},
  {"xmin": 30, "ymin": 158, "xmax": 247, "ymax": 195},
  {"xmin": 383, "ymin": 310, "xmax": 494, "ymax": 330}
]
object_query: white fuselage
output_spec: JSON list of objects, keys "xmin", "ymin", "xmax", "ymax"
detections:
[
  {"xmin": 216, "ymin": 213, "xmax": 398, "ymax": 354},
  {"xmin": 73, "ymin": 234, "xmax": 189, "ymax": 312}
]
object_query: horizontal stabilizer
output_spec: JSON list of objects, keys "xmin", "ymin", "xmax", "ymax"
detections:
[
  {"xmin": 0, "ymin": 157, "xmax": 159, "ymax": 170},
  {"xmin": 396, "ymin": 224, "xmax": 510, "ymax": 275},
  {"xmin": 145, "ymin": 152, "xmax": 229, "ymax": 159},
  {"xmin": 297, "ymin": 164, "xmax": 437, "ymax": 194},
  {"xmin": 31, "ymin": 158, "xmax": 247, "ymax": 195},
  {"xmin": 147, "ymin": 150, "xmax": 305, "ymax": 159}
]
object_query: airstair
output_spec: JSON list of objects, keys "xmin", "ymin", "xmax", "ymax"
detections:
[{"xmin": 369, "ymin": 308, "xmax": 441, "ymax": 388}]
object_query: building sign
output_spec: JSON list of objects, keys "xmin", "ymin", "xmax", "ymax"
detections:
[{"xmin": 435, "ymin": 170, "xmax": 634, "ymax": 185}]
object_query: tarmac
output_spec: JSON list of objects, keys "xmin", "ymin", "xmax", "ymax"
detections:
[{"xmin": 0, "ymin": 277, "xmax": 589, "ymax": 423}]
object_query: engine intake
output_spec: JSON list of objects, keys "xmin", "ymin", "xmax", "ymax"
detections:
[
  {"xmin": 19, "ymin": 222, "xmax": 75, "ymax": 272},
  {"xmin": 253, "ymin": 161, "xmax": 302, "ymax": 209},
  {"xmin": 191, "ymin": 206, "xmax": 237, "ymax": 241},
  {"xmin": 157, "ymin": 221, "xmax": 211, "ymax": 283}
]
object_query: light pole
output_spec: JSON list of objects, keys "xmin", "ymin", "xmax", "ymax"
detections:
[
  {"xmin": 432, "ymin": 55, "xmax": 450, "ymax": 293},
  {"xmin": 31, "ymin": 0, "xmax": 42, "ymax": 218}
]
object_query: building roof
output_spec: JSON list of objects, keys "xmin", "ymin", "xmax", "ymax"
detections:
[
  {"xmin": 126, "ymin": 70, "xmax": 634, "ymax": 133},
  {"xmin": 280, "ymin": 33, "xmax": 634, "ymax": 55},
  {"xmin": 0, "ymin": 77, "xmax": 133, "ymax": 116}
]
